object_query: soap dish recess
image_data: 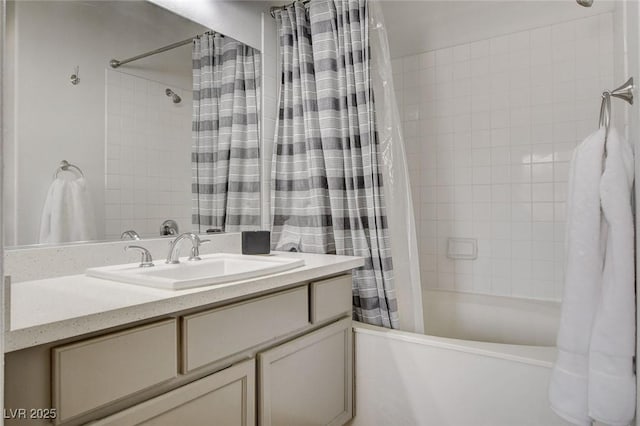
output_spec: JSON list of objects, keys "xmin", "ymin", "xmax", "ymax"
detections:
[{"xmin": 447, "ymin": 238, "xmax": 478, "ymax": 260}]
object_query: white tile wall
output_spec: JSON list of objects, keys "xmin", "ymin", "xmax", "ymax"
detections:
[
  {"xmin": 105, "ymin": 70, "xmax": 192, "ymax": 240},
  {"xmin": 394, "ymin": 14, "xmax": 614, "ymax": 301}
]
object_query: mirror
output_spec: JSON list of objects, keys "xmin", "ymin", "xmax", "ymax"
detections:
[{"xmin": 3, "ymin": 0, "xmax": 262, "ymax": 248}]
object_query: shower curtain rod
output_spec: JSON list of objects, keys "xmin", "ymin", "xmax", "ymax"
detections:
[
  {"xmin": 109, "ymin": 31, "xmax": 214, "ymax": 69},
  {"xmin": 270, "ymin": 0, "xmax": 311, "ymax": 18}
]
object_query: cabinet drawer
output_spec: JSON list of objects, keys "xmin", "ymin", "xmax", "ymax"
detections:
[
  {"xmin": 182, "ymin": 286, "xmax": 308, "ymax": 373},
  {"xmin": 52, "ymin": 319, "xmax": 178, "ymax": 424},
  {"xmin": 310, "ymin": 275, "xmax": 352, "ymax": 324},
  {"xmin": 90, "ymin": 359, "xmax": 256, "ymax": 426}
]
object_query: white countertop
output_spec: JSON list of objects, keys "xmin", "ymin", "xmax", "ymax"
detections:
[{"xmin": 6, "ymin": 252, "xmax": 363, "ymax": 352}]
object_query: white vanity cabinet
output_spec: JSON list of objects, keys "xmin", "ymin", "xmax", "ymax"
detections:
[{"xmin": 4, "ymin": 273, "xmax": 355, "ymax": 426}]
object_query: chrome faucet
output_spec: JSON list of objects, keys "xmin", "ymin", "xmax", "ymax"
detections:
[
  {"xmin": 125, "ymin": 245, "xmax": 154, "ymax": 267},
  {"xmin": 121, "ymin": 230, "xmax": 141, "ymax": 240},
  {"xmin": 166, "ymin": 233, "xmax": 209, "ymax": 264}
]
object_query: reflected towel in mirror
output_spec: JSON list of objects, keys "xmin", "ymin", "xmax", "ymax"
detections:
[{"xmin": 39, "ymin": 177, "xmax": 97, "ymax": 244}]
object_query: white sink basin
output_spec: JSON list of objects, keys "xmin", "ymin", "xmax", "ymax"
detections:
[{"xmin": 86, "ymin": 253, "xmax": 305, "ymax": 290}]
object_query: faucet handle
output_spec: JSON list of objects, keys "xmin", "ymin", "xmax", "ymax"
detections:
[
  {"xmin": 125, "ymin": 245, "xmax": 154, "ymax": 268},
  {"xmin": 188, "ymin": 239, "xmax": 210, "ymax": 261}
]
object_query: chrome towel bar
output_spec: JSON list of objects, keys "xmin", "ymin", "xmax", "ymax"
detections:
[
  {"xmin": 599, "ymin": 77, "xmax": 634, "ymax": 138},
  {"xmin": 54, "ymin": 160, "xmax": 84, "ymax": 179}
]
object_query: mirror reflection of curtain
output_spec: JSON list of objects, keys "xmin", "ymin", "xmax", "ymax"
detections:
[{"xmin": 192, "ymin": 33, "xmax": 261, "ymax": 233}]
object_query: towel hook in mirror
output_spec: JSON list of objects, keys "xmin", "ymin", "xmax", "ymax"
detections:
[{"xmin": 54, "ymin": 160, "xmax": 85, "ymax": 179}]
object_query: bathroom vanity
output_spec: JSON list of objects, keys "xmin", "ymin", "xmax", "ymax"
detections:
[{"xmin": 4, "ymin": 252, "xmax": 363, "ymax": 426}]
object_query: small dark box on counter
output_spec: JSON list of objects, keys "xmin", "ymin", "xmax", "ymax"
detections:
[{"xmin": 242, "ymin": 231, "xmax": 271, "ymax": 255}]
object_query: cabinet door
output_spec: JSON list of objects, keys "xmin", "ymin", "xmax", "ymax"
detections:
[
  {"xmin": 258, "ymin": 318, "xmax": 352, "ymax": 426},
  {"xmin": 92, "ymin": 359, "xmax": 255, "ymax": 426}
]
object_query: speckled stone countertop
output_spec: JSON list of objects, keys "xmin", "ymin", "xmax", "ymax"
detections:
[{"xmin": 6, "ymin": 252, "xmax": 363, "ymax": 353}]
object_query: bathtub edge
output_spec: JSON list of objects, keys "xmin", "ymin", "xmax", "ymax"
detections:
[{"xmin": 353, "ymin": 321, "xmax": 556, "ymax": 368}]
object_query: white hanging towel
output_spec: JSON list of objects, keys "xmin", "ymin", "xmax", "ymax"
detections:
[
  {"xmin": 588, "ymin": 128, "xmax": 636, "ymax": 425},
  {"xmin": 39, "ymin": 177, "xmax": 97, "ymax": 244},
  {"xmin": 550, "ymin": 127, "xmax": 637, "ymax": 426},
  {"xmin": 549, "ymin": 128, "xmax": 606, "ymax": 426}
]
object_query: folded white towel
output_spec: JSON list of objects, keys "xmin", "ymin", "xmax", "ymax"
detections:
[
  {"xmin": 549, "ymin": 128, "xmax": 606, "ymax": 426},
  {"xmin": 39, "ymin": 177, "xmax": 97, "ymax": 244},
  {"xmin": 588, "ymin": 128, "xmax": 636, "ymax": 426}
]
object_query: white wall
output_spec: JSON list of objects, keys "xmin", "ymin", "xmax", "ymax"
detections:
[
  {"xmin": 3, "ymin": 1, "xmax": 208, "ymax": 246},
  {"xmin": 381, "ymin": 1, "xmax": 615, "ymax": 58},
  {"xmin": 0, "ymin": 0, "xmax": 5, "ymax": 421},
  {"xmin": 149, "ymin": 0, "xmax": 266, "ymax": 51},
  {"xmin": 2, "ymin": 0, "xmax": 13, "ymax": 256},
  {"xmin": 394, "ymin": 13, "xmax": 614, "ymax": 302}
]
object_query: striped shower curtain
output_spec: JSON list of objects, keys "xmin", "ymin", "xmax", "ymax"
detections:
[
  {"xmin": 272, "ymin": 0, "xmax": 398, "ymax": 328},
  {"xmin": 192, "ymin": 33, "xmax": 261, "ymax": 232}
]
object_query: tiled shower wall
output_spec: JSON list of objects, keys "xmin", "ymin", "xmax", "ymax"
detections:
[
  {"xmin": 394, "ymin": 13, "xmax": 614, "ymax": 301},
  {"xmin": 105, "ymin": 70, "xmax": 192, "ymax": 240}
]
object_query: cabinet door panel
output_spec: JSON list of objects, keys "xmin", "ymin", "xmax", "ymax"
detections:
[
  {"xmin": 258, "ymin": 319, "xmax": 352, "ymax": 426},
  {"xmin": 91, "ymin": 359, "xmax": 255, "ymax": 426}
]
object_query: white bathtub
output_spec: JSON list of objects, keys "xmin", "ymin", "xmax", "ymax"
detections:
[
  {"xmin": 423, "ymin": 289, "xmax": 561, "ymax": 346},
  {"xmin": 350, "ymin": 290, "xmax": 569, "ymax": 426}
]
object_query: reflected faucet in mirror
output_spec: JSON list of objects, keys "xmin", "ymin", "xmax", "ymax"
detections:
[
  {"xmin": 160, "ymin": 220, "xmax": 179, "ymax": 237},
  {"xmin": 121, "ymin": 230, "xmax": 141, "ymax": 240}
]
